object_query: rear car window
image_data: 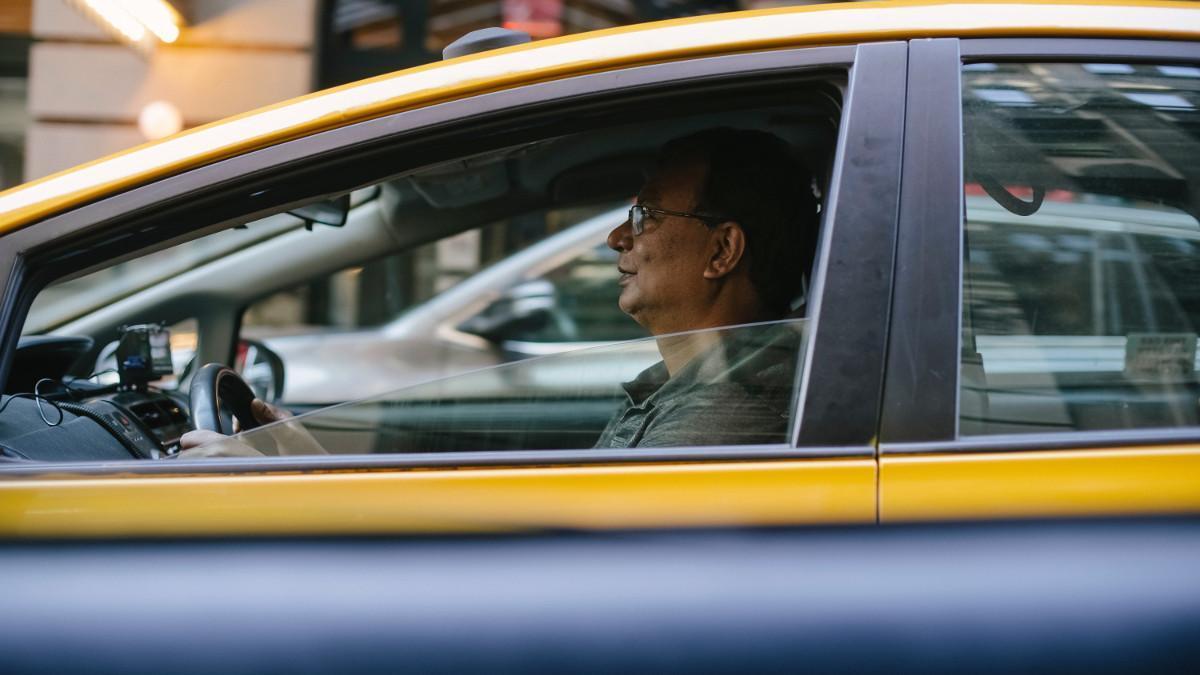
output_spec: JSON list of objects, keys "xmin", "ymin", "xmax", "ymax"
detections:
[{"xmin": 960, "ymin": 62, "xmax": 1200, "ymax": 436}]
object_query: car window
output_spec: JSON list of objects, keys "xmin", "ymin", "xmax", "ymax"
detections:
[
  {"xmin": 242, "ymin": 202, "xmax": 646, "ymax": 404},
  {"xmin": 243, "ymin": 204, "xmax": 627, "ymax": 334},
  {"xmin": 466, "ymin": 242, "xmax": 648, "ymax": 345},
  {"xmin": 24, "ymin": 212, "xmax": 305, "ymax": 335},
  {"xmin": 224, "ymin": 319, "xmax": 806, "ymax": 455},
  {"xmin": 9, "ymin": 92, "xmax": 838, "ymax": 462},
  {"xmin": 960, "ymin": 62, "xmax": 1200, "ymax": 436},
  {"xmin": 241, "ymin": 204, "xmax": 647, "ymax": 406}
]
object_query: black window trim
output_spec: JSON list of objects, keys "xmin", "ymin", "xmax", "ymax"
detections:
[
  {"xmin": 959, "ymin": 38, "xmax": 1200, "ymax": 63},
  {"xmin": 881, "ymin": 37, "xmax": 1200, "ymax": 457},
  {"xmin": 794, "ymin": 40, "xmax": 907, "ymax": 448},
  {"xmin": 878, "ymin": 38, "xmax": 963, "ymax": 447},
  {"xmin": 0, "ymin": 42, "xmax": 899, "ymax": 476},
  {"xmin": 879, "ymin": 427, "xmax": 1200, "ymax": 457}
]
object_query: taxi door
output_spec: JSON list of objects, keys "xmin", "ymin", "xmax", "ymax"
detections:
[{"xmin": 879, "ymin": 39, "xmax": 1200, "ymax": 522}]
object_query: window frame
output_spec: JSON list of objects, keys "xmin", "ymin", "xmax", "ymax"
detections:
[
  {"xmin": 879, "ymin": 37, "xmax": 1200, "ymax": 456},
  {"xmin": 0, "ymin": 42, "xmax": 907, "ymax": 475}
]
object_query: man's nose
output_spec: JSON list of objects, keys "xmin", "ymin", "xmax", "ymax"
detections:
[{"xmin": 607, "ymin": 218, "xmax": 633, "ymax": 252}]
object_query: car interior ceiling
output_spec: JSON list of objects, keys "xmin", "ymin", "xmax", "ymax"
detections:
[
  {"xmin": 382, "ymin": 103, "xmax": 839, "ymax": 250},
  {"xmin": 4, "ymin": 86, "xmax": 841, "ymax": 461}
]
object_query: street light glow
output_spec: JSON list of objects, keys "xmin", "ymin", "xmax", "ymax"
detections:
[
  {"xmin": 138, "ymin": 100, "xmax": 184, "ymax": 140},
  {"xmin": 83, "ymin": 0, "xmax": 147, "ymax": 42},
  {"xmin": 71, "ymin": 0, "xmax": 184, "ymax": 48},
  {"xmin": 119, "ymin": 0, "xmax": 183, "ymax": 44}
]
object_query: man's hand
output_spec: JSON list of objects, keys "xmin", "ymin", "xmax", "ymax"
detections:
[
  {"xmin": 178, "ymin": 398, "xmax": 327, "ymax": 458},
  {"xmin": 178, "ymin": 398, "xmax": 291, "ymax": 454},
  {"xmin": 246, "ymin": 398, "xmax": 292, "ymax": 427},
  {"xmin": 175, "ymin": 431, "xmax": 265, "ymax": 458},
  {"xmin": 178, "ymin": 429, "xmax": 231, "ymax": 452}
]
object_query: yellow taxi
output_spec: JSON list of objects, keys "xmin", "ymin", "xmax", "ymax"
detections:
[{"xmin": 1, "ymin": 0, "xmax": 1200, "ymax": 537}]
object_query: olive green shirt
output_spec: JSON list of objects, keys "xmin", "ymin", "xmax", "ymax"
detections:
[{"xmin": 593, "ymin": 322, "xmax": 802, "ymax": 448}]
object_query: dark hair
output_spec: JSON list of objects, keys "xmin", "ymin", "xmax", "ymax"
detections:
[{"xmin": 658, "ymin": 127, "xmax": 819, "ymax": 314}]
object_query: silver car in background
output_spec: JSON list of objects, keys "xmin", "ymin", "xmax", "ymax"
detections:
[{"xmin": 251, "ymin": 206, "xmax": 651, "ymax": 405}]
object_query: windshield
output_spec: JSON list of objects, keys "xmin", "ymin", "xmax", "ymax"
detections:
[
  {"xmin": 222, "ymin": 319, "xmax": 807, "ymax": 456},
  {"xmin": 24, "ymin": 212, "xmax": 305, "ymax": 334}
]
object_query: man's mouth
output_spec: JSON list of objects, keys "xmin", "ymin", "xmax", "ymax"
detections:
[{"xmin": 617, "ymin": 266, "xmax": 635, "ymax": 285}]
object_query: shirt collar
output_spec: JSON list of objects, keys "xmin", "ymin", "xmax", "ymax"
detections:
[{"xmin": 617, "ymin": 321, "xmax": 802, "ymax": 409}]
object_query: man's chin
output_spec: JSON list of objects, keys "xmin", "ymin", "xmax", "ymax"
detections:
[{"xmin": 616, "ymin": 293, "xmax": 642, "ymax": 325}]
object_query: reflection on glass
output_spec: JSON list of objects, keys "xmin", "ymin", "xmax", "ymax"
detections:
[
  {"xmin": 961, "ymin": 62, "xmax": 1200, "ymax": 436},
  {"xmin": 219, "ymin": 319, "xmax": 805, "ymax": 456},
  {"xmin": 1122, "ymin": 92, "xmax": 1194, "ymax": 110},
  {"xmin": 1157, "ymin": 65, "xmax": 1200, "ymax": 79}
]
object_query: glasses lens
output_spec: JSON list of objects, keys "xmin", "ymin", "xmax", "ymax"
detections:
[{"xmin": 630, "ymin": 205, "xmax": 644, "ymax": 235}]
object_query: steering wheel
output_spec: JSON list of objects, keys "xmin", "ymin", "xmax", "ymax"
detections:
[{"xmin": 189, "ymin": 363, "xmax": 262, "ymax": 435}]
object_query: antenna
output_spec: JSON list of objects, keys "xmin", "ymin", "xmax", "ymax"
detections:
[{"xmin": 443, "ymin": 27, "xmax": 532, "ymax": 60}]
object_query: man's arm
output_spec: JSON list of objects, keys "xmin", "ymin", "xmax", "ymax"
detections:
[{"xmin": 178, "ymin": 399, "xmax": 328, "ymax": 458}]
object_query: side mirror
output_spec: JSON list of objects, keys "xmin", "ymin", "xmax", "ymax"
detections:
[
  {"xmin": 288, "ymin": 193, "xmax": 350, "ymax": 229},
  {"xmin": 460, "ymin": 279, "xmax": 558, "ymax": 342},
  {"xmin": 236, "ymin": 339, "xmax": 286, "ymax": 404}
]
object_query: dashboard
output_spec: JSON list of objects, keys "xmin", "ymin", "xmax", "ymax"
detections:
[
  {"xmin": 78, "ymin": 391, "xmax": 191, "ymax": 457},
  {"xmin": 1, "ymin": 334, "xmax": 191, "ymax": 461}
]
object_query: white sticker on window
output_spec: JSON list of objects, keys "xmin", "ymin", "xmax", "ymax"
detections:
[{"xmin": 1124, "ymin": 333, "xmax": 1198, "ymax": 380}]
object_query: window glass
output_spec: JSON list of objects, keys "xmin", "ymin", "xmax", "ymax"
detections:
[
  {"xmin": 25, "ymin": 213, "xmax": 303, "ymax": 334},
  {"xmin": 466, "ymin": 242, "xmax": 648, "ymax": 345},
  {"xmin": 223, "ymin": 319, "xmax": 806, "ymax": 455},
  {"xmin": 242, "ymin": 202, "xmax": 645, "ymax": 405},
  {"xmin": 242, "ymin": 203, "xmax": 632, "ymax": 333},
  {"xmin": 11, "ymin": 92, "xmax": 839, "ymax": 462},
  {"xmin": 961, "ymin": 62, "xmax": 1200, "ymax": 435}
]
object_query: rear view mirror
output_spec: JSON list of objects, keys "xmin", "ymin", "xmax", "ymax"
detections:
[{"xmin": 288, "ymin": 193, "xmax": 350, "ymax": 229}]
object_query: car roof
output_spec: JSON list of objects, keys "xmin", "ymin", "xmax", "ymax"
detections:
[{"xmin": 0, "ymin": 0, "xmax": 1196, "ymax": 234}]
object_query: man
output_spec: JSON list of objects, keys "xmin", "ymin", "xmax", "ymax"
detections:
[
  {"xmin": 593, "ymin": 127, "xmax": 819, "ymax": 448},
  {"xmin": 180, "ymin": 127, "xmax": 818, "ymax": 454}
]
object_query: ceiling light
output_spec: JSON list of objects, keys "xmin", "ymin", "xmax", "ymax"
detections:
[
  {"xmin": 118, "ymin": 0, "xmax": 183, "ymax": 44},
  {"xmin": 68, "ymin": 0, "xmax": 184, "ymax": 50},
  {"xmin": 83, "ymin": 0, "xmax": 147, "ymax": 42}
]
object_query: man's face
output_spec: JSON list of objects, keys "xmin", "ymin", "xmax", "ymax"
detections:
[{"xmin": 606, "ymin": 157, "xmax": 718, "ymax": 335}]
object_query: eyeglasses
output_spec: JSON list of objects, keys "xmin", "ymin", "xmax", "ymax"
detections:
[{"xmin": 627, "ymin": 204, "xmax": 730, "ymax": 236}]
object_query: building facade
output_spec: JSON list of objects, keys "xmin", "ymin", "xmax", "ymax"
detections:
[{"xmin": 12, "ymin": 0, "xmax": 847, "ymax": 189}]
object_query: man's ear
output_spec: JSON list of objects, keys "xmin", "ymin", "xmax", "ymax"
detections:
[{"xmin": 703, "ymin": 221, "xmax": 748, "ymax": 279}]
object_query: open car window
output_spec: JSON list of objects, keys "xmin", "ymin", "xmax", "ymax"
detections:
[
  {"xmin": 243, "ymin": 203, "xmax": 644, "ymax": 406},
  {"xmin": 217, "ymin": 319, "xmax": 806, "ymax": 456},
  {"xmin": 7, "ymin": 81, "xmax": 838, "ymax": 462}
]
